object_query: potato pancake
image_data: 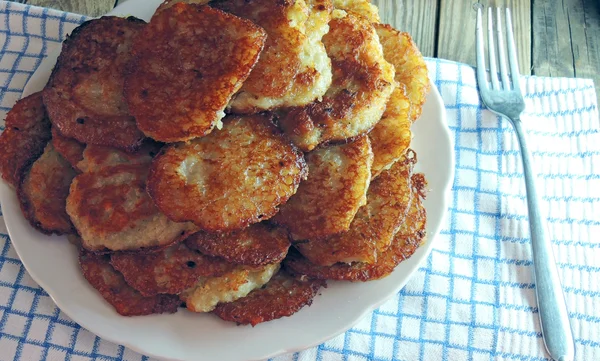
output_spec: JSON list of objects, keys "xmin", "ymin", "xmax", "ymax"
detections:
[
  {"xmin": 0, "ymin": 92, "xmax": 51, "ymax": 188},
  {"xmin": 43, "ymin": 17, "xmax": 146, "ymax": 150},
  {"xmin": 51, "ymin": 127, "xmax": 85, "ymax": 170},
  {"xmin": 213, "ymin": 0, "xmax": 332, "ymax": 113},
  {"xmin": 294, "ymin": 155, "xmax": 413, "ymax": 266},
  {"xmin": 369, "ymin": 85, "xmax": 412, "ymax": 178},
  {"xmin": 332, "ymin": 0, "xmax": 380, "ymax": 22},
  {"xmin": 273, "ymin": 135, "xmax": 373, "ymax": 240},
  {"xmin": 284, "ymin": 172, "xmax": 427, "ymax": 281},
  {"xmin": 111, "ymin": 242, "xmax": 236, "ymax": 296},
  {"xmin": 147, "ymin": 114, "xmax": 307, "ymax": 232},
  {"xmin": 67, "ymin": 163, "xmax": 197, "ymax": 252},
  {"xmin": 278, "ymin": 11, "xmax": 396, "ymax": 151},
  {"xmin": 374, "ymin": 24, "xmax": 430, "ymax": 122},
  {"xmin": 79, "ymin": 251, "xmax": 180, "ymax": 316},
  {"xmin": 185, "ymin": 223, "xmax": 290, "ymax": 266},
  {"xmin": 180, "ymin": 263, "xmax": 280, "ymax": 313},
  {"xmin": 213, "ymin": 269, "xmax": 325, "ymax": 326},
  {"xmin": 18, "ymin": 144, "xmax": 75, "ymax": 235},
  {"xmin": 76, "ymin": 141, "xmax": 162, "ymax": 173},
  {"xmin": 125, "ymin": 3, "xmax": 266, "ymax": 142}
]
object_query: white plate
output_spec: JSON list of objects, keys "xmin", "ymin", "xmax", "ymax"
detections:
[{"xmin": 0, "ymin": 1, "xmax": 455, "ymax": 360}]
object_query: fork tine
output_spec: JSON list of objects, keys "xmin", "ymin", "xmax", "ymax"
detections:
[
  {"xmin": 505, "ymin": 8, "xmax": 522, "ymax": 94},
  {"xmin": 475, "ymin": 5, "xmax": 488, "ymax": 91},
  {"xmin": 487, "ymin": 7, "xmax": 500, "ymax": 90},
  {"xmin": 495, "ymin": 7, "xmax": 510, "ymax": 90}
]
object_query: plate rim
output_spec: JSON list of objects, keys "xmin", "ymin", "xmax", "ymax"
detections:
[{"xmin": 1, "ymin": 2, "xmax": 456, "ymax": 360}]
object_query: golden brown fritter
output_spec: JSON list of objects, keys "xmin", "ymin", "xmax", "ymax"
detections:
[
  {"xmin": 124, "ymin": 3, "xmax": 266, "ymax": 142},
  {"xmin": 51, "ymin": 127, "xmax": 85, "ymax": 170},
  {"xmin": 273, "ymin": 136, "xmax": 373, "ymax": 240},
  {"xmin": 76, "ymin": 141, "xmax": 162, "ymax": 173},
  {"xmin": 369, "ymin": 85, "xmax": 412, "ymax": 178},
  {"xmin": 111, "ymin": 242, "xmax": 236, "ymax": 297},
  {"xmin": 0, "ymin": 92, "xmax": 51, "ymax": 188},
  {"xmin": 212, "ymin": 0, "xmax": 332, "ymax": 113},
  {"xmin": 374, "ymin": 24, "xmax": 430, "ymax": 122},
  {"xmin": 284, "ymin": 172, "xmax": 427, "ymax": 281},
  {"xmin": 213, "ymin": 269, "xmax": 325, "ymax": 326},
  {"xmin": 67, "ymin": 163, "xmax": 197, "ymax": 252},
  {"xmin": 17, "ymin": 144, "xmax": 76, "ymax": 235},
  {"xmin": 294, "ymin": 155, "xmax": 413, "ymax": 266},
  {"xmin": 278, "ymin": 11, "xmax": 396, "ymax": 151},
  {"xmin": 147, "ymin": 114, "xmax": 307, "ymax": 232},
  {"xmin": 43, "ymin": 17, "xmax": 146, "ymax": 151},
  {"xmin": 185, "ymin": 223, "xmax": 290, "ymax": 266},
  {"xmin": 181, "ymin": 263, "xmax": 280, "ymax": 313},
  {"xmin": 79, "ymin": 251, "xmax": 180, "ymax": 316},
  {"xmin": 332, "ymin": 0, "xmax": 380, "ymax": 22}
]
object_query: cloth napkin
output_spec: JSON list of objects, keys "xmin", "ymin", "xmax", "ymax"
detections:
[{"xmin": 0, "ymin": 2, "xmax": 599, "ymax": 361}]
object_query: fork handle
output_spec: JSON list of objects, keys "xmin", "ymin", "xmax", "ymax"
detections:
[{"xmin": 512, "ymin": 117, "xmax": 575, "ymax": 361}]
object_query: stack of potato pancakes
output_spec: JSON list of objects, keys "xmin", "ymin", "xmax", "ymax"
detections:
[{"xmin": 0, "ymin": 0, "xmax": 430, "ymax": 326}]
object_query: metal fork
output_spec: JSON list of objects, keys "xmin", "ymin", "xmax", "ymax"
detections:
[{"xmin": 476, "ymin": 6, "xmax": 575, "ymax": 361}]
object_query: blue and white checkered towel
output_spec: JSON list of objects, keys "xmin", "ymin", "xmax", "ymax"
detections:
[{"xmin": 0, "ymin": 2, "xmax": 599, "ymax": 360}]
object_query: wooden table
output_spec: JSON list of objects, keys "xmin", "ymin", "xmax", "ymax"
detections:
[{"xmin": 15, "ymin": 0, "xmax": 600, "ymax": 104}]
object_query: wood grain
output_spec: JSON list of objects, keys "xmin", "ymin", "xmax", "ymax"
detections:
[
  {"xmin": 532, "ymin": 0, "xmax": 599, "ymax": 79},
  {"xmin": 26, "ymin": 0, "xmax": 115, "ymax": 17},
  {"xmin": 371, "ymin": 0, "xmax": 438, "ymax": 57},
  {"xmin": 437, "ymin": 0, "xmax": 532, "ymax": 75}
]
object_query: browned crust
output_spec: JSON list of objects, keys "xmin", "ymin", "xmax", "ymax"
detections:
[
  {"xmin": 272, "ymin": 135, "xmax": 373, "ymax": 240},
  {"xmin": 43, "ymin": 17, "xmax": 146, "ymax": 151},
  {"xmin": 111, "ymin": 242, "xmax": 236, "ymax": 297},
  {"xmin": 17, "ymin": 144, "xmax": 76, "ymax": 235},
  {"xmin": 76, "ymin": 140, "xmax": 163, "ymax": 173},
  {"xmin": 51, "ymin": 126, "xmax": 85, "ymax": 170},
  {"xmin": 79, "ymin": 229, "xmax": 195, "ymax": 256},
  {"xmin": 0, "ymin": 92, "xmax": 51, "ymax": 188},
  {"xmin": 124, "ymin": 3, "xmax": 267, "ymax": 142},
  {"xmin": 79, "ymin": 250, "xmax": 180, "ymax": 316},
  {"xmin": 211, "ymin": 0, "xmax": 306, "ymax": 102},
  {"xmin": 278, "ymin": 12, "xmax": 395, "ymax": 151},
  {"xmin": 212, "ymin": 269, "xmax": 325, "ymax": 326},
  {"xmin": 284, "ymin": 172, "xmax": 427, "ymax": 281},
  {"xmin": 67, "ymin": 163, "xmax": 197, "ymax": 252},
  {"xmin": 293, "ymin": 155, "xmax": 414, "ymax": 266},
  {"xmin": 332, "ymin": 0, "xmax": 380, "ymax": 22},
  {"xmin": 369, "ymin": 85, "xmax": 412, "ymax": 178},
  {"xmin": 147, "ymin": 114, "xmax": 307, "ymax": 232},
  {"xmin": 374, "ymin": 23, "xmax": 430, "ymax": 122},
  {"xmin": 184, "ymin": 223, "xmax": 290, "ymax": 266}
]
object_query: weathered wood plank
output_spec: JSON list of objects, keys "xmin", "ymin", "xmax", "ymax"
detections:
[
  {"xmin": 532, "ymin": 0, "xmax": 599, "ymax": 104},
  {"xmin": 26, "ymin": 0, "xmax": 115, "ymax": 17},
  {"xmin": 371, "ymin": 0, "xmax": 438, "ymax": 58},
  {"xmin": 437, "ymin": 0, "xmax": 532, "ymax": 75}
]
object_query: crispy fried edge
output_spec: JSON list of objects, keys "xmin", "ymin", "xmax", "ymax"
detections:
[
  {"xmin": 125, "ymin": 4, "xmax": 267, "ymax": 142},
  {"xmin": 184, "ymin": 223, "xmax": 291, "ymax": 266},
  {"xmin": 212, "ymin": 269, "xmax": 325, "ymax": 326},
  {"xmin": 51, "ymin": 126, "xmax": 85, "ymax": 170},
  {"xmin": 43, "ymin": 17, "xmax": 147, "ymax": 151},
  {"xmin": 284, "ymin": 167, "xmax": 427, "ymax": 281},
  {"xmin": 79, "ymin": 250, "xmax": 180, "ymax": 316},
  {"xmin": 110, "ymin": 242, "xmax": 237, "ymax": 297},
  {"xmin": 272, "ymin": 135, "xmax": 373, "ymax": 240},
  {"xmin": 16, "ymin": 144, "xmax": 75, "ymax": 235},
  {"xmin": 0, "ymin": 92, "xmax": 51, "ymax": 188},
  {"xmin": 147, "ymin": 115, "xmax": 308, "ymax": 232}
]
